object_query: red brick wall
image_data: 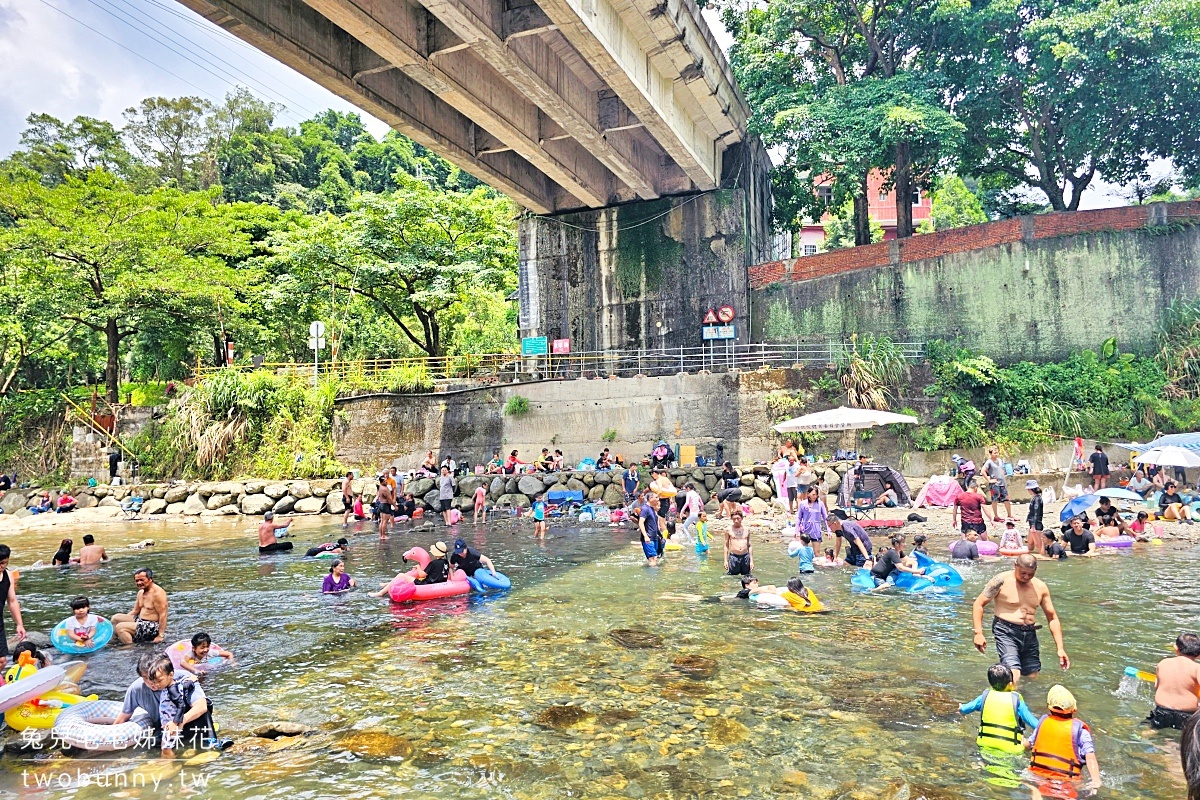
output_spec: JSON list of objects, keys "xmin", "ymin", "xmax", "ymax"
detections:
[{"xmin": 749, "ymin": 202, "xmax": 1200, "ymax": 289}]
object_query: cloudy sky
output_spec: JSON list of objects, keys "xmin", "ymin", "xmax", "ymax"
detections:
[{"xmin": 0, "ymin": 0, "xmax": 1161, "ymax": 209}]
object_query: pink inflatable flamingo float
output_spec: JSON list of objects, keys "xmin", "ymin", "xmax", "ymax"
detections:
[{"xmin": 386, "ymin": 547, "xmax": 472, "ymax": 603}]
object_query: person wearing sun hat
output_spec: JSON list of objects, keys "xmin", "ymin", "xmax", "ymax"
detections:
[
  {"xmin": 1029, "ymin": 685, "xmax": 1102, "ymax": 791},
  {"xmin": 1025, "ymin": 479, "xmax": 1045, "ymax": 555},
  {"xmin": 415, "ymin": 542, "xmax": 450, "ymax": 585}
]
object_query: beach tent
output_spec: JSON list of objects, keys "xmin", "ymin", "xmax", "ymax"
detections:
[{"xmin": 837, "ymin": 462, "xmax": 913, "ymax": 507}]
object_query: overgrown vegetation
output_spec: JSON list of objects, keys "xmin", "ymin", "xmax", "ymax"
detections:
[
  {"xmin": 837, "ymin": 335, "xmax": 910, "ymax": 410},
  {"xmin": 504, "ymin": 395, "xmax": 531, "ymax": 417}
]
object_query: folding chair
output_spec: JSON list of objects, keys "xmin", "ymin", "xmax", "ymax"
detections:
[
  {"xmin": 120, "ymin": 496, "xmax": 145, "ymax": 519},
  {"xmin": 849, "ymin": 490, "xmax": 878, "ymax": 520}
]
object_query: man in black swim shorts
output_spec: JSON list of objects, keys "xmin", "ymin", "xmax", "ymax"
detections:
[
  {"xmin": 971, "ymin": 554, "xmax": 1070, "ymax": 685},
  {"xmin": 258, "ymin": 511, "xmax": 294, "ymax": 554}
]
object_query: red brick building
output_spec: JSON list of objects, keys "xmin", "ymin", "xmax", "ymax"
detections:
[{"xmin": 796, "ymin": 171, "xmax": 933, "ymax": 255}]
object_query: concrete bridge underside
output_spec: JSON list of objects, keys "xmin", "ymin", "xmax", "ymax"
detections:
[{"xmin": 177, "ymin": 0, "xmax": 751, "ymax": 215}]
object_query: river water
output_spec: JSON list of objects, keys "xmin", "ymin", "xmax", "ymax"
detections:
[{"xmin": 0, "ymin": 516, "xmax": 1194, "ymax": 798}]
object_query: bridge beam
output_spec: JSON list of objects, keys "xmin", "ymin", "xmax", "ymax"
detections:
[
  {"xmin": 177, "ymin": 0, "xmax": 559, "ymax": 212},
  {"xmin": 303, "ymin": 0, "xmax": 616, "ymax": 208},
  {"xmin": 418, "ymin": 0, "xmax": 662, "ymax": 200}
]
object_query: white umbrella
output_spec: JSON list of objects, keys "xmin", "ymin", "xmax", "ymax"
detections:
[
  {"xmin": 773, "ymin": 406, "xmax": 919, "ymax": 433},
  {"xmin": 1134, "ymin": 445, "xmax": 1200, "ymax": 468}
]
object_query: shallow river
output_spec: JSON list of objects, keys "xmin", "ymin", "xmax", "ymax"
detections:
[{"xmin": 0, "ymin": 516, "xmax": 1195, "ymax": 799}]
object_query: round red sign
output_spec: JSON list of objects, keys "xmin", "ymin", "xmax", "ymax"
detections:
[{"xmin": 717, "ymin": 305, "xmax": 735, "ymax": 323}]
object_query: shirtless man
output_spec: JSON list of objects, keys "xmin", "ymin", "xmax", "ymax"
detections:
[
  {"xmin": 375, "ymin": 479, "xmax": 396, "ymax": 539},
  {"xmin": 723, "ymin": 510, "xmax": 754, "ymax": 576},
  {"xmin": 112, "ymin": 568, "xmax": 168, "ymax": 644},
  {"xmin": 971, "ymin": 554, "xmax": 1070, "ymax": 686},
  {"xmin": 258, "ymin": 511, "xmax": 294, "ymax": 554},
  {"xmin": 76, "ymin": 534, "xmax": 108, "ymax": 565}
]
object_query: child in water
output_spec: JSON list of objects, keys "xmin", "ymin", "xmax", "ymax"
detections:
[
  {"xmin": 998, "ymin": 520, "xmax": 1025, "ymax": 552},
  {"xmin": 788, "ymin": 532, "xmax": 815, "ymax": 573},
  {"xmin": 64, "ymin": 595, "xmax": 98, "ymax": 648},
  {"xmin": 1028, "ymin": 685, "xmax": 1101, "ymax": 792},
  {"xmin": 695, "ymin": 511, "xmax": 710, "ymax": 554},
  {"xmin": 814, "ymin": 547, "xmax": 840, "ymax": 567},
  {"xmin": 959, "ymin": 664, "xmax": 1040, "ymax": 756}
]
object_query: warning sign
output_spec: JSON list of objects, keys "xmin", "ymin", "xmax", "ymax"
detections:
[
  {"xmin": 702, "ymin": 308, "xmax": 718, "ymax": 324},
  {"xmin": 717, "ymin": 305, "xmax": 736, "ymax": 323}
]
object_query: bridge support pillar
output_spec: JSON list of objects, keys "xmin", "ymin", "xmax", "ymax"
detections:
[{"xmin": 517, "ymin": 140, "xmax": 775, "ymax": 352}]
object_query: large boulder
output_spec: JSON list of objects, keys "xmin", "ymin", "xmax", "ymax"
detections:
[
  {"xmin": 603, "ymin": 484, "xmax": 625, "ymax": 507},
  {"xmin": 207, "ymin": 493, "xmax": 235, "ymax": 510},
  {"xmin": 213, "ymin": 481, "xmax": 244, "ymax": 496},
  {"xmin": 325, "ymin": 494, "xmax": 345, "ymax": 514},
  {"xmin": 113, "ymin": 486, "xmax": 130, "ymax": 501},
  {"xmin": 289, "ymin": 481, "xmax": 312, "ymax": 500},
  {"xmin": 505, "ymin": 478, "xmax": 519, "ymax": 495},
  {"xmin": 455, "ymin": 497, "xmax": 475, "ymax": 512},
  {"xmin": 1, "ymin": 492, "xmax": 28, "ymax": 515},
  {"xmin": 77, "ymin": 494, "xmax": 98, "ymax": 509},
  {"xmin": 518, "ymin": 475, "xmax": 544, "ymax": 497},
  {"xmin": 694, "ymin": 485, "xmax": 710, "ymax": 503},
  {"xmin": 143, "ymin": 498, "xmax": 168, "ymax": 515},
  {"xmin": 241, "ymin": 494, "xmax": 274, "ymax": 516},
  {"xmin": 542, "ymin": 474, "xmax": 560, "ymax": 487},
  {"xmin": 294, "ymin": 496, "xmax": 325, "ymax": 514},
  {"xmin": 195, "ymin": 483, "xmax": 218, "ymax": 497},
  {"xmin": 408, "ymin": 478, "xmax": 435, "ymax": 498},
  {"xmin": 164, "ymin": 484, "xmax": 190, "ymax": 504},
  {"xmin": 488, "ymin": 477, "xmax": 506, "ymax": 498},
  {"xmin": 98, "ymin": 497, "xmax": 120, "ymax": 508},
  {"xmin": 739, "ymin": 474, "xmax": 755, "ymax": 486},
  {"xmin": 457, "ymin": 476, "xmax": 487, "ymax": 497},
  {"xmin": 747, "ymin": 497, "xmax": 771, "ymax": 515},
  {"xmin": 498, "ymin": 493, "xmax": 531, "ymax": 509},
  {"xmin": 582, "ymin": 473, "xmax": 596, "ymax": 487},
  {"xmin": 151, "ymin": 486, "xmax": 167, "ymax": 499},
  {"xmin": 182, "ymin": 493, "xmax": 207, "ymax": 516},
  {"xmin": 311, "ymin": 483, "xmax": 331, "ymax": 498},
  {"xmin": 823, "ymin": 469, "xmax": 842, "ymax": 495},
  {"xmin": 202, "ymin": 504, "xmax": 240, "ymax": 517},
  {"xmin": 588, "ymin": 485, "xmax": 605, "ymax": 501},
  {"xmin": 704, "ymin": 474, "xmax": 718, "ymax": 491},
  {"xmin": 264, "ymin": 483, "xmax": 289, "ymax": 500},
  {"xmin": 594, "ymin": 471, "xmax": 612, "ymax": 485},
  {"xmin": 273, "ymin": 496, "xmax": 296, "ymax": 514},
  {"xmin": 422, "ymin": 489, "xmax": 440, "ymax": 509},
  {"xmin": 93, "ymin": 486, "xmax": 110, "ymax": 499},
  {"xmin": 753, "ymin": 480, "xmax": 774, "ymax": 500},
  {"xmin": 243, "ymin": 480, "xmax": 266, "ymax": 495},
  {"xmin": 565, "ymin": 477, "xmax": 586, "ymax": 493},
  {"xmin": 350, "ymin": 478, "xmax": 369, "ymax": 496},
  {"xmin": 166, "ymin": 502, "xmax": 185, "ymax": 514}
]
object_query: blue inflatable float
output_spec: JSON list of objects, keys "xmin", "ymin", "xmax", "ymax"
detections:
[
  {"xmin": 850, "ymin": 568, "xmax": 936, "ymax": 593},
  {"xmin": 913, "ymin": 551, "xmax": 964, "ymax": 588},
  {"xmin": 50, "ymin": 616, "xmax": 114, "ymax": 655},
  {"xmin": 467, "ymin": 569, "xmax": 512, "ymax": 593}
]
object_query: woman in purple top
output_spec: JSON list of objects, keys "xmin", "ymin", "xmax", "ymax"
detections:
[
  {"xmin": 795, "ymin": 486, "xmax": 831, "ymax": 542},
  {"xmin": 321, "ymin": 560, "xmax": 357, "ymax": 594}
]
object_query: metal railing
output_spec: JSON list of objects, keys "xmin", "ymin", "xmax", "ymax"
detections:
[{"xmin": 195, "ymin": 341, "xmax": 925, "ymax": 387}]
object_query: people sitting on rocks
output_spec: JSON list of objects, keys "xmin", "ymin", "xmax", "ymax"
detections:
[
  {"xmin": 597, "ymin": 449, "xmax": 613, "ymax": 470},
  {"xmin": 29, "ymin": 491, "xmax": 52, "ymax": 514},
  {"xmin": 486, "ymin": 450, "xmax": 504, "ymax": 474},
  {"xmin": 504, "ymin": 450, "xmax": 526, "ymax": 474},
  {"xmin": 535, "ymin": 448, "xmax": 553, "ymax": 472},
  {"xmin": 56, "ymin": 491, "xmax": 77, "ymax": 513},
  {"xmin": 418, "ymin": 450, "xmax": 437, "ymax": 475},
  {"xmin": 1160, "ymin": 482, "xmax": 1194, "ymax": 524},
  {"xmin": 552, "ymin": 449, "xmax": 565, "ymax": 470},
  {"xmin": 1126, "ymin": 469, "xmax": 1154, "ymax": 498}
]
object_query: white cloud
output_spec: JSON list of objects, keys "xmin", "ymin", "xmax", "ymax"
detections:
[{"xmin": 0, "ymin": 0, "xmax": 388, "ymax": 156}]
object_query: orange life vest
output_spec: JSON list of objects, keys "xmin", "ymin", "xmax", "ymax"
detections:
[{"xmin": 1030, "ymin": 713, "xmax": 1088, "ymax": 778}]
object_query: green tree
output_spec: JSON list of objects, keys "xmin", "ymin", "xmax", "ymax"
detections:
[
  {"xmin": 934, "ymin": 0, "xmax": 1200, "ymax": 210},
  {"xmin": 823, "ymin": 200, "xmax": 884, "ymax": 249},
  {"xmin": 0, "ymin": 171, "xmax": 257, "ymax": 401},
  {"xmin": 4, "ymin": 113, "xmax": 145, "ymax": 187},
  {"xmin": 122, "ymin": 96, "xmax": 215, "ymax": 190},
  {"xmin": 267, "ymin": 175, "xmax": 517, "ymax": 356},
  {"xmin": 917, "ymin": 175, "xmax": 988, "ymax": 233}
]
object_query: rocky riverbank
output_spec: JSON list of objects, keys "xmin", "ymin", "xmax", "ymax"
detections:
[{"xmin": 0, "ymin": 464, "xmax": 857, "ymax": 523}]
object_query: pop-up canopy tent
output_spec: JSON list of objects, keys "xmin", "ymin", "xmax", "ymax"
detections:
[{"xmin": 837, "ymin": 462, "xmax": 913, "ymax": 507}]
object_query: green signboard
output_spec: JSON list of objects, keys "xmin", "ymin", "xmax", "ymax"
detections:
[{"xmin": 521, "ymin": 336, "xmax": 549, "ymax": 356}]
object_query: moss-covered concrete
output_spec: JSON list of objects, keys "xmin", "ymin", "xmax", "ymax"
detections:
[{"xmin": 752, "ymin": 226, "xmax": 1200, "ymax": 360}]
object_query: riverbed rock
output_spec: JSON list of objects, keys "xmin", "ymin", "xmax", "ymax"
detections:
[
  {"xmin": 505, "ymin": 478, "xmax": 519, "ymax": 495},
  {"xmin": 740, "ymin": 474, "xmax": 755, "ymax": 486},
  {"xmin": 213, "ymin": 481, "xmax": 244, "ymax": 496},
  {"xmin": 753, "ymin": 480, "xmax": 773, "ymax": 500},
  {"xmin": 594, "ymin": 471, "xmax": 612, "ymax": 485},
  {"xmin": 518, "ymin": 475, "xmax": 544, "ymax": 496},
  {"xmin": 264, "ymin": 483, "xmax": 289, "ymax": 499},
  {"xmin": 77, "ymin": 494, "xmax": 98, "ymax": 509},
  {"xmin": 582, "ymin": 472, "xmax": 595, "ymax": 488},
  {"xmin": 273, "ymin": 496, "xmax": 296, "ymax": 514},
  {"xmin": 252, "ymin": 722, "xmax": 312, "ymax": 739},
  {"xmin": 338, "ymin": 731, "xmax": 414, "ymax": 759},
  {"xmin": 289, "ymin": 481, "xmax": 312, "ymax": 500},
  {"xmin": 457, "ymin": 476, "xmax": 487, "ymax": 497},
  {"xmin": 608, "ymin": 628, "xmax": 663, "ymax": 649},
  {"xmin": 166, "ymin": 502, "xmax": 184, "ymax": 514},
  {"xmin": 311, "ymin": 483, "xmax": 331, "ymax": 498},
  {"xmin": 242, "ymin": 480, "xmax": 265, "ymax": 495},
  {"xmin": 542, "ymin": 473, "xmax": 560, "ymax": 487},
  {"xmin": 423, "ymin": 489, "xmax": 440, "ymax": 508},
  {"xmin": 163, "ymin": 484, "xmax": 190, "ymax": 504},
  {"xmin": 202, "ymin": 504, "xmax": 240, "ymax": 517},
  {"xmin": 747, "ymin": 497, "xmax": 771, "ymax": 515},
  {"xmin": 5, "ymin": 727, "xmax": 51, "ymax": 753},
  {"xmin": 588, "ymin": 485, "xmax": 605, "ymax": 501},
  {"xmin": 143, "ymin": 498, "xmax": 167, "ymax": 515},
  {"xmin": 704, "ymin": 474, "xmax": 718, "ymax": 491},
  {"xmin": 325, "ymin": 494, "xmax": 345, "ymax": 514},
  {"xmin": 603, "ymin": 484, "xmax": 625, "ymax": 507},
  {"xmin": 8, "ymin": 631, "xmax": 51, "ymax": 652},
  {"xmin": 96, "ymin": 496, "xmax": 119, "ymax": 509},
  {"xmin": 536, "ymin": 706, "xmax": 595, "ymax": 730},
  {"xmin": 294, "ymin": 496, "xmax": 324, "ymax": 514},
  {"xmin": 455, "ymin": 497, "xmax": 474, "ymax": 512},
  {"xmin": 207, "ymin": 493, "xmax": 234, "ymax": 510},
  {"xmin": 824, "ymin": 469, "xmax": 842, "ymax": 494},
  {"xmin": 497, "ymin": 493, "xmax": 530, "ymax": 508},
  {"xmin": 488, "ymin": 477, "xmax": 506, "ymax": 497},
  {"xmin": 671, "ymin": 654, "xmax": 718, "ymax": 679},
  {"xmin": 182, "ymin": 494, "xmax": 206, "ymax": 515},
  {"xmin": 565, "ymin": 477, "xmax": 586, "ymax": 493},
  {"xmin": 706, "ymin": 717, "xmax": 749, "ymax": 745},
  {"xmin": 409, "ymin": 478, "xmax": 435, "ymax": 498},
  {"xmin": 241, "ymin": 494, "xmax": 274, "ymax": 515},
  {"xmin": 151, "ymin": 486, "xmax": 167, "ymax": 499}
]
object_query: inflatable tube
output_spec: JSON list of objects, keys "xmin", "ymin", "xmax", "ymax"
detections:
[
  {"xmin": 471, "ymin": 570, "xmax": 511, "ymax": 591},
  {"xmin": 5, "ymin": 691, "xmax": 98, "ymax": 731},
  {"xmin": 0, "ymin": 666, "xmax": 66, "ymax": 713},
  {"xmin": 315, "ymin": 551, "xmax": 340, "ymax": 559},
  {"xmin": 413, "ymin": 507, "xmax": 424, "ymax": 518},
  {"xmin": 58, "ymin": 660, "xmax": 88, "ymax": 686},
  {"xmin": 892, "ymin": 571, "xmax": 936, "ymax": 593},
  {"xmin": 913, "ymin": 552, "xmax": 964, "ymax": 588},
  {"xmin": 1096, "ymin": 535, "xmax": 1135, "ymax": 548},
  {"xmin": 949, "ymin": 540, "xmax": 998, "ymax": 556},
  {"xmin": 53, "ymin": 700, "xmax": 151, "ymax": 751},
  {"xmin": 998, "ymin": 547, "xmax": 1029, "ymax": 557},
  {"xmin": 389, "ymin": 578, "xmax": 471, "ymax": 603},
  {"xmin": 859, "ymin": 519, "xmax": 906, "ymax": 529},
  {"xmin": 51, "ymin": 617, "xmax": 114, "ymax": 655},
  {"xmin": 749, "ymin": 591, "xmax": 790, "ymax": 609},
  {"xmin": 850, "ymin": 569, "xmax": 877, "ymax": 591},
  {"xmin": 664, "ymin": 542, "xmax": 682, "ymax": 551},
  {"xmin": 781, "ymin": 588, "xmax": 826, "ymax": 613}
]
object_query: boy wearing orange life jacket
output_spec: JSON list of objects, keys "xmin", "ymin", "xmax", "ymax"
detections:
[{"xmin": 1028, "ymin": 685, "xmax": 1102, "ymax": 794}]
